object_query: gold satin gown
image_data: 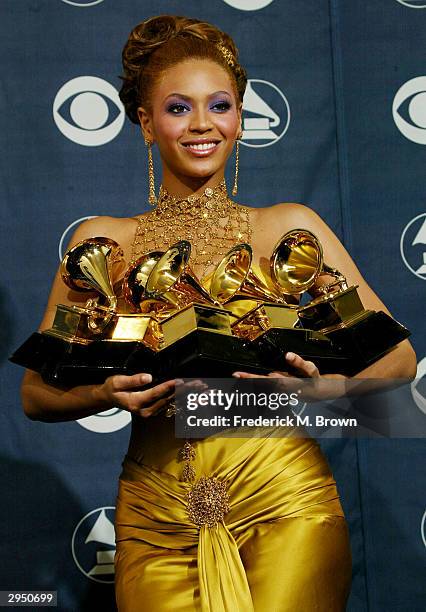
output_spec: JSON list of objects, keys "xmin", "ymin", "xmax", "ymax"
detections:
[{"xmin": 114, "ymin": 415, "xmax": 352, "ymax": 611}]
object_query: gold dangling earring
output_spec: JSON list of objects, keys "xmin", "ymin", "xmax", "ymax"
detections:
[
  {"xmin": 145, "ymin": 139, "xmax": 157, "ymax": 206},
  {"xmin": 232, "ymin": 133, "xmax": 242, "ymax": 196}
]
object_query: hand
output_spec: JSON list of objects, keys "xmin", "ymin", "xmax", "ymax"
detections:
[
  {"xmin": 98, "ymin": 373, "xmax": 176, "ymax": 418},
  {"xmin": 233, "ymin": 351, "xmax": 320, "ymax": 380},
  {"xmin": 233, "ymin": 352, "xmax": 347, "ymax": 402}
]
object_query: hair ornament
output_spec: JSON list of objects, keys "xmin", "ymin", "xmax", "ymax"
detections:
[{"xmin": 216, "ymin": 43, "xmax": 235, "ymax": 68}]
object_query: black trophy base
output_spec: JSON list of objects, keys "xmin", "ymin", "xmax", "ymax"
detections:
[
  {"xmin": 9, "ymin": 332, "xmax": 157, "ymax": 386},
  {"xmin": 10, "ymin": 330, "xmax": 275, "ymax": 387},
  {"xmin": 252, "ymin": 328, "xmax": 352, "ymax": 375},
  {"xmin": 321, "ymin": 310, "xmax": 411, "ymax": 374}
]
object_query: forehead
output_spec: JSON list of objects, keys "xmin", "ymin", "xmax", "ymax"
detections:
[{"xmin": 154, "ymin": 59, "xmax": 236, "ymax": 99}]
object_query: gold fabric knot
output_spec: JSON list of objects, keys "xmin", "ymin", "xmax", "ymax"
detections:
[{"xmin": 187, "ymin": 476, "xmax": 230, "ymax": 528}]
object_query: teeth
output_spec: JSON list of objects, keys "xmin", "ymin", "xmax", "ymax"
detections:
[{"xmin": 185, "ymin": 142, "xmax": 217, "ymax": 150}]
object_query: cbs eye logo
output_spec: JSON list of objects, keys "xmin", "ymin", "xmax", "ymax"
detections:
[
  {"xmin": 223, "ymin": 0, "xmax": 274, "ymax": 10},
  {"xmin": 53, "ymin": 76, "xmax": 125, "ymax": 146},
  {"xmin": 60, "ymin": 0, "xmax": 105, "ymax": 6},
  {"xmin": 392, "ymin": 76, "xmax": 426, "ymax": 145},
  {"xmin": 395, "ymin": 1, "xmax": 426, "ymax": 8}
]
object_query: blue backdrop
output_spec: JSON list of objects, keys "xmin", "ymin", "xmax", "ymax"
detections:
[{"xmin": 1, "ymin": 1, "xmax": 425, "ymax": 611}]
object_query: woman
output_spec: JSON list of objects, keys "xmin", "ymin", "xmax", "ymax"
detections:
[{"xmin": 22, "ymin": 15, "xmax": 416, "ymax": 612}]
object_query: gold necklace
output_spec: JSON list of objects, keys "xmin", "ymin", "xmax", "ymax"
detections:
[{"xmin": 130, "ymin": 180, "xmax": 252, "ymax": 278}]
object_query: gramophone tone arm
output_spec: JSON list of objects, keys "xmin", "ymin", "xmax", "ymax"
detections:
[
  {"xmin": 85, "ymin": 295, "xmax": 118, "ymax": 333},
  {"xmin": 316, "ymin": 264, "xmax": 348, "ymax": 294}
]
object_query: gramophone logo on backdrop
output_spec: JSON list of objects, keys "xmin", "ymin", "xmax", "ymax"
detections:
[
  {"xmin": 223, "ymin": 0, "xmax": 274, "ymax": 10},
  {"xmin": 72, "ymin": 507, "xmax": 116, "ymax": 583},
  {"xmin": 241, "ymin": 80, "xmax": 290, "ymax": 148},
  {"xmin": 400, "ymin": 213, "xmax": 426, "ymax": 280},
  {"xmin": 53, "ymin": 76, "xmax": 124, "ymax": 146},
  {"xmin": 395, "ymin": 1, "xmax": 426, "ymax": 8},
  {"xmin": 411, "ymin": 357, "xmax": 426, "ymax": 415},
  {"xmin": 392, "ymin": 77, "xmax": 426, "ymax": 144},
  {"xmin": 60, "ymin": 0, "xmax": 105, "ymax": 6}
]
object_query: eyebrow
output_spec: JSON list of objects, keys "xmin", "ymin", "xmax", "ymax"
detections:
[{"xmin": 163, "ymin": 90, "xmax": 232, "ymax": 103}]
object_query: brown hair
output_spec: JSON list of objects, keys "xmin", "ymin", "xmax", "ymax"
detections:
[{"xmin": 119, "ymin": 15, "xmax": 247, "ymax": 124}]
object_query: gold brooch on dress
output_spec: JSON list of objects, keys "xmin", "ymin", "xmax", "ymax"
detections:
[{"xmin": 187, "ymin": 476, "xmax": 230, "ymax": 528}]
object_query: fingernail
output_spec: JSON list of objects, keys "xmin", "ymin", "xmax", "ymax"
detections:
[
  {"xmin": 232, "ymin": 372, "xmax": 242, "ymax": 378},
  {"xmin": 286, "ymin": 352, "xmax": 296, "ymax": 361},
  {"xmin": 141, "ymin": 373, "xmax": 152, "ymax": 384}
]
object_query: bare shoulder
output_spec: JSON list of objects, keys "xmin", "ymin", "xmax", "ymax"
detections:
[
  {"xmin": 256, "ymin": 201, "xmax": 321, "ymax": 224},
  {"xmin": 67, "ymin": 214, "xmax": 141, "ymax": 250},
  {"xmin": 250, "ymin": 201, "xmax": 325, "ymax": 240}
]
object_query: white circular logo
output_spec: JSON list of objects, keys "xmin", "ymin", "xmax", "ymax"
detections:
[
  {"xmin": 58, "ymin": 215, "xmax": 97, "ymax": 261},
  {"xmin": 53, "ymin": 76, "xmax": 124, "ymax": 146},
  {"xmin": 400, "ymin": 213, "xmax": 426, "ymax": 280},
  {"xmin": 77, "ymin": 408, "xmax": 131, "ymax": 433},
  {"xmin": 241, "ymin": 79, "xmax": 290, "ymax": 148},
  {"xmin": 411, "ymin": 357, "xmax": 426, "ymax": 415},
  {"xmin": 393, "ymin": 77, "xmax": 426, "ymax": 144},
  {"xmin": 421, "ymin": 508, "xmax": 426, "ymax": 547},
  {"xmin": 223, "ymin": 0, "xmax": 274, "ymax": 10},
  {"xmin": 395, "ymin": 1, "xmax": 426, "ymax": 8},
  {"xmin": 61, "ymin": 0, "xmax": 105, "ymax": 6},
  {"xmin": 71, "ymin": 506, "xmax": 115, "ymax": 583}
]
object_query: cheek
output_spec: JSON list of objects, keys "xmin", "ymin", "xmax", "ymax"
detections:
[
  {"xmin": 216, "ymin": 111, "xmax": 239, "ymax": 137},
  {"xmin": 154, "ymin": 113, "xmax": 186, "ymax": 143}
]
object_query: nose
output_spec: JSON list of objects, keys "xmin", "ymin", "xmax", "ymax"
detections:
[{"xmin": 189, "ymin": 105, "xmax": 213, "ymax": 133}]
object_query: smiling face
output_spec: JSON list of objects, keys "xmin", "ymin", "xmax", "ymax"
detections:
[{"xmin": 137, "ymin": 59, "xmax": 242, "ymax": 194}]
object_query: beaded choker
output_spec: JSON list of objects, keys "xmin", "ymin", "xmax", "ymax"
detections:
[{"xmin": 131, "ymin": 180, "xmax": 252, "ymax": 278}]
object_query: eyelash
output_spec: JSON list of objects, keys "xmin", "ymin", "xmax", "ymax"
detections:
[{"xmin": 167, "ymin": 101, "xmax": 232, "ymax": 114}]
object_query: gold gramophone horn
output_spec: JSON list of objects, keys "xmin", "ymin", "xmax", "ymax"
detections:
[
  {"xmin": 270, "ymin": 229, "xmax": 348, "ymax": 296},
  {"xmin": 122, "ymin": 251, "xmax": 164, "ymax": 311},
  {"xmin": 61, "ymin": 237, "xmax": 123, "ymax": 331},
  {"xmin": 209, "ymin": 243, "xmax": 285, "ymax": 304},
  {"xmin": 145, "ymin": 240, "xmax": 217, "ymax": 309},
  {"xmin": 270, "ymin": 229, "xmax": 324, "ymax": 295}
]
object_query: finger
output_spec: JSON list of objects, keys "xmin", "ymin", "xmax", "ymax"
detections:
[
  {"xmin": 232, "ymin": 371, "xmax": 267, "ymax": 379},
  {"xmin": 115, "ymin": 379, "xmax": 176, "ymax": 412},
  {"xmin": 139, "ymin": 391, "xmax": 176, "ymax": 418},
  {"xmin": 140, "ymin": 379, "xmax": 176, "ymax": 402},
  {"xmin": 109, "ymin": 372, "xmax": 153, "ymax": 392},
  {"xmin": 285, "ymin": 352, "xmax": 320, "ymax": 378}
]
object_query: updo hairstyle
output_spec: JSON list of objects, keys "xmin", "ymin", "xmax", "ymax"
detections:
[{"xmin": 119, "ymin": 15, "xmax": 247, "ymax": 125}]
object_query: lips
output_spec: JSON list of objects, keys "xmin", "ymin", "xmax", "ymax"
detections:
[{"xmin": 180, "ymin": 139, "xmax": 221, "ymax": 157}]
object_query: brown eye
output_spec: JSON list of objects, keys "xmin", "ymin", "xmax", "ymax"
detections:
[
  {"xmin": 211, "ymin": 101, "xmax": 231, "ymax": 112},
  {"xmin": 167, "ymin": 103, "xmax": 190, "ymax": 114}
]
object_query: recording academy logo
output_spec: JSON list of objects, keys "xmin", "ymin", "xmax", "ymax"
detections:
[
  {"xmin": 411, "ymin": 357, "xmax": 426, "ymax": 415},
  {"xmin": 53, "ymin": 76, "xmax": 125, "ymax": 146},
  {"xmin": 392, "ymin": 77, "xmax": 426, "ymax": 145},
  {"xmin": 395, "ymin": 1, "xmax": 426, "ymax": 8},
  {"xmin": 71, "ymin": 507, "xmax": 116, "ymax": 583},
  {"xmin": 400, "ymin": 213, "xmax": 426, "ymax": 280},
  {"xmin": 60, "ymin": 0, "xmax": 105, "ymax": 6},
  {"xmin": 241, "ymin": 79, "xmax": 290, "ymax": 148},
  {"xmin": 223, "ymin": 0, "xmax": 274, "ymax": 10}
]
